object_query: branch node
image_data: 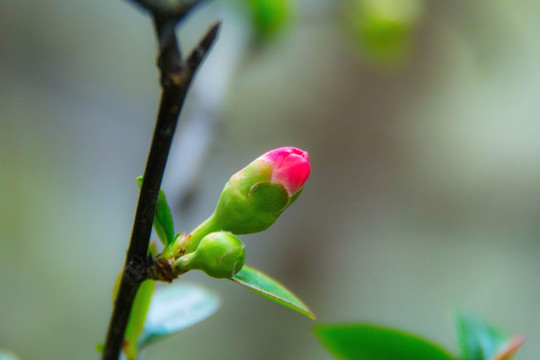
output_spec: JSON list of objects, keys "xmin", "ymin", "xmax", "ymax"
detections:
[{"xmin": 125, "ymin": 255, "xmax": 153, "ymax": 283}]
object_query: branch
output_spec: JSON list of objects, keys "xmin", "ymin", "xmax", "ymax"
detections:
[{"xmin": 102, "ymin": 19, "xmax": 220, "ymax": 360}]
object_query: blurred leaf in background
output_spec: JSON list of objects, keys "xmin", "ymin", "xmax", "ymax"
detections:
[
  {"xmin": 241, "ymin": 0, "xmax": 292, "ymax": 39},
  {"xmin": 137, "ymin": 283, "xmax": 221, "ymax": 350},
  {"xmin": 0, "ymin": 350, "xmax": 20, "ymax": 360},
  {"xmin": 455, "ymin": 313, "xmax": 524, "ymax": 360},
  {"xmin": 343, "ymin": 0, "xmax": 424, "ymax": 66},
  {"xmin": 314, "ymin": 323, "xmax": 455, "ymax": 360}
]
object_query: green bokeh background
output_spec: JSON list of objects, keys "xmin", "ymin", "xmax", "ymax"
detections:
[{"xmin": 2, "ymin": 0, "xmax": 540, "ymax": 359}]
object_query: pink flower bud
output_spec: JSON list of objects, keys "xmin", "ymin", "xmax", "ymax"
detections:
[
  {"xmin": 207, "ymin": 146, "xmax": 311, "ymax": 235},
  {"xmin": 257, "ymin": 147, "xmax": 311, "ymax": 197}
]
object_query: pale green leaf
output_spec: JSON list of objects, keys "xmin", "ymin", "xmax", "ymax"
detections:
[{"xmin": 137, "ymin": 283, "xmax": 221, "ymax": 349}]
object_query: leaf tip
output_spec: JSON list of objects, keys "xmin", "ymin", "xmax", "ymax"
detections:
[{"xmin": 492, "ymin": 335, "xmax": 525, "ymax": 360}]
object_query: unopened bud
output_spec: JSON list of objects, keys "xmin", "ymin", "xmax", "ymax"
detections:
[
  {"xmin": 212, "ymin": 147, "xmax": 310, "ymax": 234},
  {"xmin": 176, "ymin": 232, "xmax": 246, "ymax": 278}
]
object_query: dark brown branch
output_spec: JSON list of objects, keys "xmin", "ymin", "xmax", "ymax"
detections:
[
  {"xmin": 102, "ymin": 19, "xmax": 220, "ymax": 360},
  {"xmin": 186, "ymin": 22, "xmax": 220, "ymax": 71}
]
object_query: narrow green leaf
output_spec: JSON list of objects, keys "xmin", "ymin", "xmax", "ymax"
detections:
[
  {"xmin": 123, "ymin": 279, "xmax": 155, "ymax": 360},
  {"xmin": 137, "ymin": 283, "xmax": 221, "ymax": 350},
  {"xmin": 314, "ymin": 324, "xmax": 456, "ymax": 360},
  {"xmin": 136, "ymin": 177, "xmax": 175, "ymax": 246},
  {"xmin": 230, "ymin": 265, "xmax": 315, "ymax": 319},
  {"xmin": 454, "ymin": 313, "xmax": 522, "ymax": 360}
]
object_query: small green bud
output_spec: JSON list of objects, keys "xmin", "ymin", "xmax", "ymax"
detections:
[{"xmin": 176, "ymin": 232, "xmax": 246, "ymax": 278}]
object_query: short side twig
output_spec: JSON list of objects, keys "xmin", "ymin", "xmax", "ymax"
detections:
[{"xmin": 102, "ymin": 17, "xmax": 220, "ymax": 360}]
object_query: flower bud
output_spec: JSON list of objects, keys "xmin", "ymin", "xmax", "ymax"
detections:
[
  {"xmin": 211, "ymin": 147, "xmax": 310, "ymax": 234},
  {"xmin": 176, "ymin": 232, "xmax": 246, "ymax": 278}
]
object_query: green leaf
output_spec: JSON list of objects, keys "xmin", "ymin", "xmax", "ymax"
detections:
[
  {"xmin": 314, "ymin": 324, "xmax": 456, "ymax": 360},
  {"xmin": 136, "ymin": 177, "xmax": 175, "ymax": 246},
  {"xmin": 123, "ymin": 279, "xmax": 155, "ymax": 360},
  {"xmin": 137, "ymin": 282, "xmax": 221, "ymax": 350},
  {"xmin": 230, "ymin": 265, "xmax": 315, "ymax": 319},
  {"xmin": 454, "ymin": 313, "xmax": 523, "ymax": 360}
]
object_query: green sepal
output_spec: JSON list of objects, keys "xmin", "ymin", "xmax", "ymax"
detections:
[
  {"xmin": 213, "ymin": 182, "xmax": 289, "ymax": 235},
  {"xmin": 136, "ymin": 177, "xmax": 175, "ymax": 246},
  {"xmin": 288, "ymin": 188, "xmax": 302, "ymax": 205},
  {"xmin": 231, "ymin": 265, "xmax": 315, "ymax": 319},
  {"xmin": 314, "ymin": 324, "xmax": 456, "ymax": 360},
  {"xmin": 123, "ymin": 279, "xmax": 155, "ymax": 360},
  {"xmin": 454, "ymin": 312, "xmax": 523, "ymax": 360},
  {"xmin": 249, "ymin": 182, "xmax": 289, "ymax": 212}
]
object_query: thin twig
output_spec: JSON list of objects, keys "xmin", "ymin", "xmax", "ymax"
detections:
[{"xmin": 102, "ymin": 18, "xmax": 220, "ymax": 360}]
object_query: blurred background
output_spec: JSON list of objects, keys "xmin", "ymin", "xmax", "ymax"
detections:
[{"xmin": 2, "ymin": 0, "xmax": 540, "ymax": 359}]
